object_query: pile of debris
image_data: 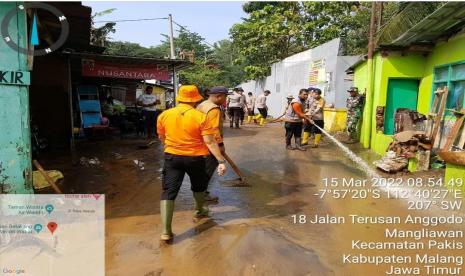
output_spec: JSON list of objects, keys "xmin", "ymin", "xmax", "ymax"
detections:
[
  {"xmin": 79, "ymin": 157, "xmax": 102, "ymax": 167},
  {"xmin": 374, "ymin": 131, "xmax": 432, "ymax": 173},
  {"xmin": 389, "ymin": 131, "xmax": 432, "ymax": 158}
]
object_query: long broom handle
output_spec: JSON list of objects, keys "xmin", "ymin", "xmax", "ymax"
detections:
[
  {"xmin": 33, "ymin": 160, "xmax": 63, "ymax": 194},
  {"xmin": 223, "ymin": 153, "xmax": 246, "ymax": 181}
]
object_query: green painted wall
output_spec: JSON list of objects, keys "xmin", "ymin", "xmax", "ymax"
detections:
[
  {"xmin": 353, "ymin": 33, "xmax": 465, "ymax": 186},
  {"xmin": 445, "ymin": 163, "xmax": 465, "ymax": 192},
  {"xmin": 353, "ymin": 60, "xmax": 368, "ymax": 142},
  {"xmin": 353, "ymin": 61, "xmax": 368, "ymax": 98},
  {"xmin": 0, "ymin": 2, "xmax": 33, "ymax": 193},
  {"xmin": 356, "ymin": 53, "xmax": 426, "ymax": 155},
  {"xmin": 419, "ymin": 34, "xmax": 465, "ymax": 114}
]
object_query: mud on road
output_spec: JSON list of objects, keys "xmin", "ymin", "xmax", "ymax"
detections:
[{"xmin": 39, "ymin": 123, "xmax": 464, "ymax": 276}]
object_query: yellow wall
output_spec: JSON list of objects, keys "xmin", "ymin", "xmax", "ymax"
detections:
[
  {"xmin": 146, "ymin": 85, "xmax": 167, "ymax": 110},
  {"xmin": 324, "ymin": 108, "xmax": 347, "ymax": 132}
]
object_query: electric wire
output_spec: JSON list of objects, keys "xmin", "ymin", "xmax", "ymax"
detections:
[{"xmin": 94, "ymin": 17, "xmax": 168, "ymax": 23}]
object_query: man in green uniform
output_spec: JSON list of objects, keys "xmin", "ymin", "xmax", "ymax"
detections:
[{"xmin": 346, "ymin": 87, "xmax": 365, "ymax": 143}]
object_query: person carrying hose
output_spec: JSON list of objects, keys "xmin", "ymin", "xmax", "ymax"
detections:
[
  {"xmin": 156, "ymin": 85, "xmax": 227, "ymax": 242},
  {"xmin": 284, "ymin": 88, "xmax": 313, "ymax": 151},
  {"xmin": 304, "ymin": 88, "xmax": 325, "ymax": 148}
]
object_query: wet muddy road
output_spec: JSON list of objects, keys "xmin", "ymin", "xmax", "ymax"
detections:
[{"xmin": 42, "ymin": 123, "xmax": 465, "ymax": 276}]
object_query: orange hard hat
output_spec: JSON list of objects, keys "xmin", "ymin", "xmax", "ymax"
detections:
[{"xmin": 177, "ymin": 85, "xmax": 203, "ymax": 103}]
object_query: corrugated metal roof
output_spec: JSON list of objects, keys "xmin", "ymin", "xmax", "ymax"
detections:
[
  {"xmin": 378, "ymin": 2, "xmax": 465, "ymax": 48},
  {"xmin": 69, "ymin": 52, "xmax": 193, "ymax": 70}
]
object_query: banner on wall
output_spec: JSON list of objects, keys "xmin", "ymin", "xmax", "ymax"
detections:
[{"xmin": 309, "ymin": 59, "xmax": 326, "ymax": 86}]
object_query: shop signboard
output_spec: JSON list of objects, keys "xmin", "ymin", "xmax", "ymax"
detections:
[{"xmin": 82, "ymin": 59, "xmax": 170, "ymax": 81}]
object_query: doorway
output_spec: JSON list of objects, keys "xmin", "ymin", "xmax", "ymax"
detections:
[{"xmin": 384, "ymin": 79, "xmax": 419, "ymax": 135}]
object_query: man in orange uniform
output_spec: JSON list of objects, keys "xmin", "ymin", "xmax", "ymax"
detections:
[
  {"xmin": 157, "ymin": 85, "xmax": 227, "ymax": 241},
  {"xmin": 284, "ymin": 89, "xmax": 312, "ymax": 151}
]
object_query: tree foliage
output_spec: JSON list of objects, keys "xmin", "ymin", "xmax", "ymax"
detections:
[
  {"xmin": 90, "ymin": 8, "xmax": 117, "ymax": 47},
  {"xmin": 230, "ymin": 2, "xmax": 305, "ymax": 80},
  {"xmin": 178, "ymin": 40, "xmax": 245, "ymax": 89},
  {"xmin": 302, "ymin": 2, "xmax": 363, "ymax": 51},
  {"xmin": 98, "ymin": 2, "xmax": 406, "ymax": 86},
  {"xmin": 104, "ymin": 41, "xmax": 166, "ymax": 57},
  {"xmin": 230, "ymin": 2, "xmax": 403, "ymax": 80},
  {"xmin": 104, "ymin": 29, "xmax": 243, "ymax": 88}
]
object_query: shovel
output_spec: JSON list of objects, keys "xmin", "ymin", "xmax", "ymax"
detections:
[{"xmin": 222, "ymin": 153, "xmax": 249, "ymax": 187}]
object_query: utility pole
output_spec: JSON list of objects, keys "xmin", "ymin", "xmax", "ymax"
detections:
[
  {"xmin": 361, "ymin": 2, "xmax": 378, "ymax": 148},
  {"xmin": 377, "ymin": 2, "xmax": 383, "ymax": 32},
  {"xmin": 168, "ymin": 14, "xmax": 178, "ymax": 102}
]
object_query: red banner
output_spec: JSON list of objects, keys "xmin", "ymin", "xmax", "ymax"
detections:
[{"xmin": 81, "ymin": 59, "xmax": 170, "ymax": 81}]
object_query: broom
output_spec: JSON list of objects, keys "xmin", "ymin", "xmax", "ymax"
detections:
[{"xmin": 223, "ymin": 153, "xmax": 249, "ymax": 186}]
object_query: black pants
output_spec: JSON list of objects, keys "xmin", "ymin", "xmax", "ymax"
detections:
[
  {"xmin": 258, "ymin": 108, "xmax": 267, "ymax": 118},
  {"xmin": 304, "ymin": 120, "xmax": 324, "ymax": 134},
  {"xmin": 247, "ymin": 108, "xmax": 255, "ymax": 116},
  {"xmin": 240, "ymin": 108, "xmax": 245, "ymax": 123},
  {"xmin": 205, "ymin": 154, "xmax": 219, "ymax": 182},
  {"xmin": 229, "ymin": 107, "xmax": 242, "ymax": 127},
  {"xmin": 285, "ymin": 122, "xmax": 303, "ymax": 146},
  {"xmin": 143, "ymin": 110, "xmax": 159, "ymax": 137},
  {"xmin": 161, "ymin": 153, "xmax": 209, "ymax": 200}
]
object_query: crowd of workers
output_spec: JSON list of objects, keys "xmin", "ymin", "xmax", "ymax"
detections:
[
  {"xmin": 225, "ymin": 87, "xmax": 271, "ymax": 128},
  {"xmin": 280, "ymin": 86, "xmax": 364, "ymax": 150},
  {"xmin": 141, "ymin": 83, "xmax": 364, "ymax": 242}
]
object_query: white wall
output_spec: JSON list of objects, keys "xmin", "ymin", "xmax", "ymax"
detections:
[{"xmin": 240, "ymin": 38, "xmax": 358, "ymax": 117}]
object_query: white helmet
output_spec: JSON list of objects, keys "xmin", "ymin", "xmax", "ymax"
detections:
[{"xmin": 286, "ymin": 94, "xmax": 294, "ymax": 99}]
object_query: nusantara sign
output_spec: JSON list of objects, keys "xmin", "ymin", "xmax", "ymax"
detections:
[{"xmin": 81, "ymin": 59, "xmax": 170, "ymax": 81}]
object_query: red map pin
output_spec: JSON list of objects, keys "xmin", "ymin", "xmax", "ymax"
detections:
[{"xmin": 47, "ymin": 222, "xmax": 58, "ymax": 234}]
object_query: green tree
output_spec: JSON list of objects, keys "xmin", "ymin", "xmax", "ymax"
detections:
[
  {"xmin": 230, "ymin": 2, "xmax": 405, "ymax": 80},
  {"xmin": 104, "ymin": 41, "xmax": 166, "ymax": 57},
  {"xmin": 230, "ymin": 2, "xmax": 305, "ymax": 80},
  {"xmin": 166, "ymin": 29, "xmax": 212, "ymax": 60},
  {"xmin": 102, "ymin": 17, "xmax": 248, "ymax": 87},
  {"xmin": 179, "ymin": 61, "xmax": 223, "ymax": 91},
  {"xmin": 301, "ymin": 2, "xmax": 360, "ymax": 50},
  {"xmin": 90, "ymin": 8, "xmax": 117, "ymax": 47},
  {"xmin": 211, "ymin": 40, "xmax": 245, "ymax": 87}
]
